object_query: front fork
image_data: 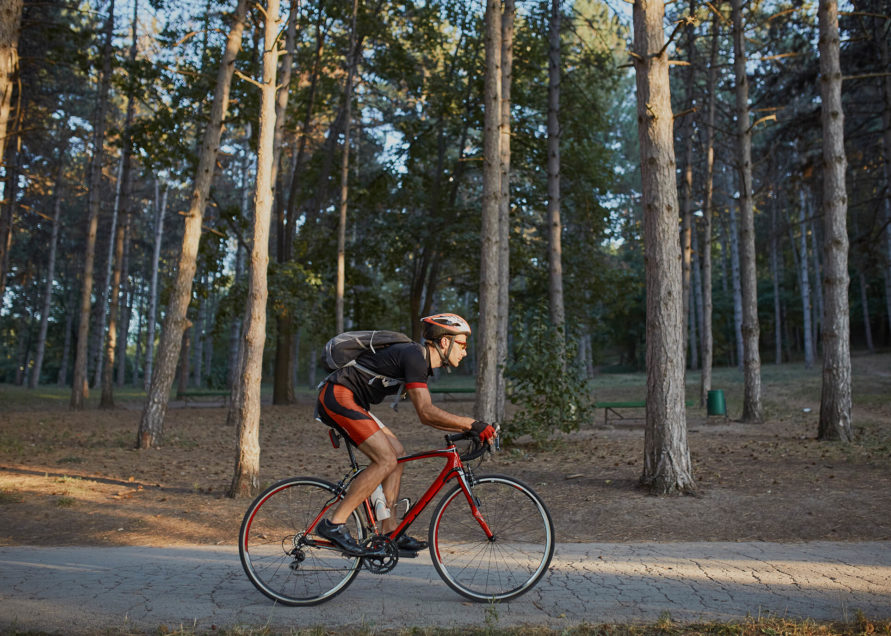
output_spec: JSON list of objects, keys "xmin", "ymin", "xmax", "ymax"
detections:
[{"xmin": 456, "ymin": 466, "xmax": 494, "ymax": 540}]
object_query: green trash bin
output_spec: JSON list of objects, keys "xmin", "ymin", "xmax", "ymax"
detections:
[{"xmin": 707, "ymin": 389, "xmax": 726, "ymax": 416}]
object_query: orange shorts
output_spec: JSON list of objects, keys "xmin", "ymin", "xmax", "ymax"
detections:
[{"xmin": 317, "ymin": 382, "xmax": 385, "ymax": 445}]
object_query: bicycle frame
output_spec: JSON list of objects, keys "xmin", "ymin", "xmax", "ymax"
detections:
[{"xmin": 304, "ymin": 436, "xmax": 494, "ymax": 551}]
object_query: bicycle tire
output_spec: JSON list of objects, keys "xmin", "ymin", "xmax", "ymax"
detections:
[
  {"xmin": 239, "ymin": 477, "xmax": 364, "ymax": 606},
  {"xmin": 428, "ymin": 474, "xmax": 555, "ymax": 602}
]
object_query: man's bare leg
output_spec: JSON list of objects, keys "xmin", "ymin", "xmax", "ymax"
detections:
[{"xmin": 328, "ymin": 428, "xmax": 398, "ymax": 526}]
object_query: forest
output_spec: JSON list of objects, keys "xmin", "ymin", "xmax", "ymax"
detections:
[{"xmin": 0, "ymin": 0, "xmax": 888, "ymax": 477}]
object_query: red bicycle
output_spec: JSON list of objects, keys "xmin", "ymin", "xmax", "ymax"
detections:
[{"xmin": 238, "ymin": 428, "xmax": 555, "ymax": 605}]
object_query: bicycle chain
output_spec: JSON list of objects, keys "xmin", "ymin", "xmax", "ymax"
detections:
[{"xmin": 361, "ymin": 535, "xmax": 399, "ymax": 574}]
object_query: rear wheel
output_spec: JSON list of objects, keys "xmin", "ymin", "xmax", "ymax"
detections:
[
  {"xmin": 428, "ymin": 474, "xmax": 555, "ymax": 602},
  {"xmin": 239, "ymin": 477, "xmax": 364, "ymax": 606}
]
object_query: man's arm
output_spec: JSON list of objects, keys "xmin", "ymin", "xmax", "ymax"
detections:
[{"xmin": 406, "ymin": 386, "xmax": 476, "ymax": 433}]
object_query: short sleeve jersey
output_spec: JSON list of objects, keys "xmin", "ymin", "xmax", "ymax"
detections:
[{"xmin": 331, "ymin": 341, "xmax": 430, "ymax": 409}]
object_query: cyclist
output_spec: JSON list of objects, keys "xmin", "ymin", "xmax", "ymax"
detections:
[{"xmin": 315, "ymin": 313, "xmax": 498, "ymax": 556}]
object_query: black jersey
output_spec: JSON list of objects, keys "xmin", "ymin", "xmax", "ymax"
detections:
[{"xmin": 331, "ymin": 341, "xmax": 431, "ymax": 409}]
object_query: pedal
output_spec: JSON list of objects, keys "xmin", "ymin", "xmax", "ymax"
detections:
[{"xmin": 397, "ymin": 549, "xmax": 420, "ymax": 558}]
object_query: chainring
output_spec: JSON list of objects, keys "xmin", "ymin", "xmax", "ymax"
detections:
[{"xmin": 361, "ymin": 534, "xmax": 399, "ymax": 574}]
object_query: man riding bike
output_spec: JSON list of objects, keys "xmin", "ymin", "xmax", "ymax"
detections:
[{"xmin": 315, "ymin": 313, "xmax": 498, "ymax": 556}]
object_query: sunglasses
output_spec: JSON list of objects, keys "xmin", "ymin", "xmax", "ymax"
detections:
[{"xmin": 452, "ymin": 339, "xmax": 468, "ymax": 351}]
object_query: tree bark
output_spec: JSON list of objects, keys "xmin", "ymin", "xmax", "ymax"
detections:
[
  {"xmin": 770, "ymin": 184, "xmax": 782, "ymax": 364},
  {"xmin": 475, "ymin": 0, "xmax": 502, "ymax": 425},
  {"xmin": 728, "ymin": 190, "xmax": 744, "ymax": 368},
  {"xmin": 0, "ymin": 0, "xmax": 22, "ymax": 167},
  {"xmin": 632, "ymin": 0, "xmax": 695, "ymax": 494},
  {"xmin": 101, "ymin": 2, "xmax": 139, "ymax": 404},
  {"xmin": 495, "ymin": 0, "xmax": 513, "ymax": 423},
  {"xmin": 731, "ymin": 0, "xmax": 762, "ymax": 422},
  {"xmin": 30, "ymin": 139, "xmax": 67, "ymax": 388},
  {"xmin": 143, "ymin": 181, "xmax": 167, "ymax": 392},
  {"xmin": 117, "ymin": 215, "xmax": 132, "ymax": 387},
  {"xmin": 881, "ymin": 30, "xmax": 891, "ymax": 338},
  {"xmin": 271, "ymin": 3, "xmax": 298, "ymax": 405},
  {"xmin": 680, "ymin": 0, "xmax": 696, "ymax": 370},
  {"xmin": 700, "ymin": 10, "xmax": 720, "ymax": 405},
  {"xmin": 817, "ymin": 0, "xmax": 852, "ymax": 442},
  {"xmin": 137, "ymin": 0, "xmax": 248, "ymax": 447},
  {"xmin": 71, "ymin": 0, "xmax": 115, "ymax": 410},
  {"xmin": 229, "ymin": 0, "xmax": 281, "ymax": 499},
  {"xmin": 100, "ymin": 198, "xmax": 127, "ymax": 407},
  {"xmin": 796, "ymin": 188, "xmax": 815, "ymax": 366},
  {"xmin": 547, "ymin": 0, "xmax": 565, "ymax": 335},
  {"xmin": 858, "ymin": 270, "xmax": 874, "ymax": 352},
  {"xmin": 335, "ymin": 0, "xmax": 359, "ymax": 335},
  {"xmin": 92, "ymin": 153, "xmax": 125, "ymax": 389}
]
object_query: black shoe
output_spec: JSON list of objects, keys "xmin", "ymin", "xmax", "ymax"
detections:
[
  {"xmin": 396, "ymin": 534, "xmax": 427, "ymax": 555},
  {"xmin": 317, "ymin": 519, "xmax": 382, "ymax": 557}
]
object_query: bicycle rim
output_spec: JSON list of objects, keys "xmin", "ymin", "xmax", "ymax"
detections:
[
  {"xmin": 428, "ymin": 474, "xmax": 555, "ymax": 602},
  {"xmin": 239, "ymin": 477, "xmax": 363, "ymax": 606}
]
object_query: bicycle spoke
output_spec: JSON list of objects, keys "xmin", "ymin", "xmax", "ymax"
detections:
[
  {"xmin": 429, "ymin": 475, "xmax": 554, "ymax": 602},
  {"xmin": 239, "ymin": 478, "xmax": 363, "ymax": 606}
]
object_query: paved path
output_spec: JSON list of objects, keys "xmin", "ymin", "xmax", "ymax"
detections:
[{"xmin": 2, "ymin": 542, "xmax": 889, "ymax": 634}]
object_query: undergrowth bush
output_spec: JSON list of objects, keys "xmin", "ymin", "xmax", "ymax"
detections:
[{"xmin": 505, "ymin": 313, "xmax": 595, "ymax": 445}]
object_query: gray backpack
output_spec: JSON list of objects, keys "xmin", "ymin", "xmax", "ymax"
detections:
[{"xmin": 319, "ymin": 331, "xmax": 414, "ymax": 403}]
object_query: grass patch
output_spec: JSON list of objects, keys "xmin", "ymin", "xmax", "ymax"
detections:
[
  {"xmin": 0, "ymin": 488, "xmax": 24, "ymax": 504},
  {"xmin": 55, "ymin": 496, "xmax": 76, "ymax": 508},
  {"xmin": 36, "ymin": 614, "xmax": 888, "ymax": 635},
  {"xmin": 57, "ymin": 455, "xmax": 84, "ymax": 464}
]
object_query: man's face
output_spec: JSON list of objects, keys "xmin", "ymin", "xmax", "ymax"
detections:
[{"xmin": 442, "ymin": 335, "xmax": 468, "ymax": 366}]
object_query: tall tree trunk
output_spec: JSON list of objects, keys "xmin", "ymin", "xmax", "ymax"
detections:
[
  {"xmin": 117, "ymin": 215, "xmax": 132, "ymax": 387},
  {"xmin": 475, "ymin": 0, "xmax": 502, "ymax": 425},
  {"xmin": 547, "ymin": 0, "xmax": 565, "ymax": 335},
  {"xmin": 30, "ymin": 140, "xmax": 67, "ymax": 388},
  {"xmin": 680, "ymin": 0, "xmax": 696, "ymax": 369},
  {"xmin": 0, "ymin": 0, "xmax": 22, "ymax": 167},
  {"xmin": 728, "ymin": 192, "xmax": 744, "ymax": 368},
  {"xmin": 796, "ymin": 189, "xmax": 815, "ymax": 366},
  {"xmin": 283, "ymin": 4, "xmax": 325, "ymax": 254},
  {"xmin": 58, "ymin": 281, "xmax": 75, "ymax": 386},
  {"xmin": 495, "ymin": 0, "xmax": 513, "ymax": 423},
  {"xmin": 700, "ymin": 10, "xmax": 719, "ymax": 405},
  {"xmin": 0, "ymin": 0, "xmax": 22, "ymax": 296},
  {"xmin": 92, "ymin": 153, "xmax": 125, "ymax": 389},
  {"xmin": 731, "ymin": 0, "xmax": 762, "ymax": 422},
  {"xmin": 229, "ymin": 0, "xmax": 281, "ymax": 498},
  {"xmin": 71, "ymin": 0, "xmax": 115, "ymax": 410},
  {"xmin": 817, "ymin": 0, "xmax": 852, "ymax": 442},
  {"xmin": 335, "ymin": 0, "xmax": 359, "ymax": 335},
  {"xmin": 858, "ymin": 270, "xmax": 874, "ymax": 352},
  {"xmin": 271, "ymin": 2, "xmax": 298, "ymax": 405},
  {"xmin": 632, "ymin": 0, "xmax": 694, "ymax": 494},
  {"xmin": 144, "ymin": 181, "xmax": 167, "ymax": 392},
  {"xmin": 100, "ymin": 198, "xmax": 127, "ymax": 408},
  {"xmin": 690, "ymin": 220, "xmax": 702, "ymax": 371},
  {"xmin": 0, "ymin": 140, "xmax": 17, "ymax": 301},
  {"xmin": 101, "ymin": 0, "xmax": 139, "ymax": 405},
  {"xmin": 810, "ymin": 217, "xmax": 824, "ymax": 342},
  {"xmin": 770, "ymin": 187, "xmax": 782, "ymax": 364},
  {"xmin": 881, "ymin": 32, "xmax": 891, "ymax": 338},
  {"xmin": 137, "ymin": 0, "xmax": 248, "ymax": 447}
]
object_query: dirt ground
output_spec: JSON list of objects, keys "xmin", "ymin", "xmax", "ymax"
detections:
[{"xmin": 1, "ymin": 354, "xmax": 890, "ymax": 548}]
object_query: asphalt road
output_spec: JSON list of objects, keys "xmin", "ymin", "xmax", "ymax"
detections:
[{"xmin": 1, "ymin": 542, "xmax": 889, "ymax": 634}]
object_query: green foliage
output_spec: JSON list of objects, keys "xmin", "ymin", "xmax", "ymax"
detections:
[{"xmin": 505, "ymin": 311, "xmax": 596, "ymax": 444}]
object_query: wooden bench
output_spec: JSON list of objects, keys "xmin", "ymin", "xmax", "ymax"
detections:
[{"xmin": 595, "ymin": 400, "xmax": 695, "ymax": 425}]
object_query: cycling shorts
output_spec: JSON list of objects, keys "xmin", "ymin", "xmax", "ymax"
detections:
[{"xmin": 317, "ymin": 382, "xmax": 385, "ymax": 446}]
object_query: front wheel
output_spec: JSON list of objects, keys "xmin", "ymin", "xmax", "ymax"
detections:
[
  {"xmin": 239, "ymin": 477, "xmax": 364, "ymax": 606},
  {"xmin": 428, "ymin": 474, "xmax": 555, "ymax": 602}
]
